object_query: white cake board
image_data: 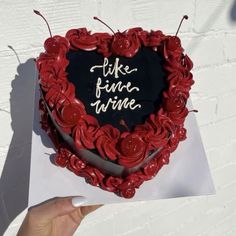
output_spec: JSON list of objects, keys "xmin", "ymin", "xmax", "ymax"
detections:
[{"xmin": 28, "ymin": 85, "xmax": 215, "ymax": 207}]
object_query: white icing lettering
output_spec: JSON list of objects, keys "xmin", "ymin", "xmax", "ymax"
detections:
[
  {"xmin": 95, "ymin": 77, "xmax": 139, "ymax": 99},
  {"xmin": 90, "ymin": 58, "xmax": 137, "ymax": 78},
  {"xmin": 90, "ymin": 96, "xmax": 141, "ymax": 114},
  {"xmin": 89, "ymin": 57, "xmax": 141, "ymax": 114}
]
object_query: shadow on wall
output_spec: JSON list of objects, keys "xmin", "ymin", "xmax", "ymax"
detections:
[
  {"xmin": 230, "ymin": 0, "xmax": 236, "ymax": 21},
  {"xmin": 0, "ymin": 54, "xmax": 36, "ymax": 235},
  {"xmin": 186, "ymin": 0, "xmax": 236, "ymax": 54}
]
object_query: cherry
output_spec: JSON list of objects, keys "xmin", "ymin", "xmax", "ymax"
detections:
[
  {"xmin": 120, "ymin": 135, "xmax": 144, "ymax": 156},
  {"xmin": 61, "ymin": 104, "xmax": 82, "ymax": 125},
  {"xmin": 166, "ymin": 36, "xmax": 181, "ymax": 51},
  {"xmin": 44, "ymin": 38, "xmax": 60, "ymax": 54}
]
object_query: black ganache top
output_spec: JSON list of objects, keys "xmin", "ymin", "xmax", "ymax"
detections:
[{"xmin": 66, "ymin": 47, "xmax": 167, "ymax": 131}]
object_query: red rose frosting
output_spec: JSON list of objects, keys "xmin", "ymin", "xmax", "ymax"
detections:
[
  {"xmin": 73, "ymin": 115, "xmax": 99, "ymax": 149},
  {"xmin": 52, "ymin": 102, "xmax": 86, "ymax": 134},
  {"xmin": 127, "ymin": 27, "xmax": 149, "ymax": 46},
  {"xmin": 94, "ymin": 32, "xmax": 113, "ymax": 57},
  {"xmin": 66, "ymin": 28, "xmax": 98, "ymax": 51},
  {"xmin": 36, "ymin": 19, "xmax": 195, "ymax": 198},
  {"xmin": 95, "ymin": 125, "xmax": 120, "ymax": 161},
  {"xmin": 143, "ymin": 158, "xmax": 159, "ymax": 178},
  {"xmin": 44, "ymin": 80, "xmax": 74, "ymax": 108},
  {"xmin": 68, "ymin": 153, "xmax": 86, "ymax": 175},
  {"xmin": 118, "ymin": 133, "xmax": 148, "ymax": 168},
  {"xmin": 55, "ymin": 147, "xmax": 71, "ymax": 167},
  {"xmin": 103, "ymin": 176, "xmax": 123, "ymax": 192},
  {"xmin": 148, "ymin": 30, "xmax": 165, "ymax": 47}
]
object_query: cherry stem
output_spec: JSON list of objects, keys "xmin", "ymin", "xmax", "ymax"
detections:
[
  {"xmin": 189, "ymin": 109, "xmax": 198, "ymax": 113},
  {"xmin": 8, "ymin": 45, "xmax": 21, "ymax": 64},
  {"xmin": 175, "ymin": 15, "xmax": 188, "ymax": 36},
  {"xmin": 119, "ymin": 119, "xmax": 129, "ymax": 131},
  {"xmin": 34, "ymin": 10, "xmax": 52, "ymax": 38},
  {"xmin": 93, "ymin": 16, "xmax": 115, "ymax": 34}
]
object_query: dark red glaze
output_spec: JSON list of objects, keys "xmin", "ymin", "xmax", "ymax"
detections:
[{"xmin": 36, "ymin": 18, "xmax": 195, "ymax": 198}]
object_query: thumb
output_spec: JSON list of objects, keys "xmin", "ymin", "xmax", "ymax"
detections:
[{"xmin": 29, "ymin": 196, "xmax": 87, "ymax": 225}]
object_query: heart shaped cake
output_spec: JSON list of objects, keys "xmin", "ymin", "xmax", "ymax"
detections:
[{"xmin": 35, "ymin": 11, "xmax": 195, "ymax": 198}]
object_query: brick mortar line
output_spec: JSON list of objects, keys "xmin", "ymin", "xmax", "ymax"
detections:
[
  {"xmin": 0, "ymin": 108, "xmax": 10, "ymax": 114},
  {"xmin": 202, "ymin": 138, "xmax": 236, "ymax": 150},
  {"xmin": 206, "ymin": 140, "xmax": 236, "ymax": 153},
  {"xmin": 193, "ymin": 60, "xmax": 236, "ymax": 72},
  {"xmin": 212, "ymin": 163, "xmax": 236, "ymax": 173},
  {"xmin": 199, "ymin": 114, "xmax": 236, "ymax": 127}
]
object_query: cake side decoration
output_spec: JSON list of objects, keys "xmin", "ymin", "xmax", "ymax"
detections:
[{"xmin": 34, "ymin": 10, "xmax": 196, "ymax": 198}]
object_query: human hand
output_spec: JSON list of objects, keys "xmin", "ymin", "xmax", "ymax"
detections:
[{"xmin": 17, "ymin": 196, "xmax": 102, "ymax": 236}]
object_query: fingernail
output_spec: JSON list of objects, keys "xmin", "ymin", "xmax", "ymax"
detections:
[{"xmin": 71, "ymin": 196, "xmax": 87, "ymax": 207}]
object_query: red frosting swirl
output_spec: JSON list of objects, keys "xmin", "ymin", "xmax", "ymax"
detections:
[
  {"xmin": 163, "ymin": 90, "xmax": 187, "ymax": 112},
  {"xmin": 52, "ymin": 101, "xmax": 86, "ymax": 134},
  {"xmin": 44, "ymin": 79, "xmax": 75, "ymax": 108},
  {"xmin": 143, "ymin": 159, "xmax": 159, "ymax": 178},
  {"xmin": 68, "ymin": 154, "xmax": 86, "ymax": 175},
  {"xmin": 44, "ymin": 36, "xmax": 70, "ymax": 55},
  {"xmin": 65, "ymin": 28, "xmax": 98, "ymax": 51},
  {"xmin": 73, "ymin": 115, "xmax": 99, "ymax": 149},
  {"xmin": 78, "ymin": 167, "xmax": 105, "ymax": 186},
  {"xmin": 148, "ymin": 30, "xmax": 165, "ymax": 47},
  {"xmin": 94, "ymin": 32, "xmax": 113, "ymax": 57},
  {"xmin": 55, "ymin": 147, "xmax": 72, "ymax": 167},
  {"xmin": 95, "ymin": 125, "xmax": 120, "ymax": 161},
  {"xmin": 158, "ymin": 148, "xmax": 171, "ymax": 165},
  {"xmin": 118, "ymin": 133, "xmax": 148, "ymax": 168},
  {"xmin": 102, "ymin": 176, "xmax": 123, "ymax": 192}
]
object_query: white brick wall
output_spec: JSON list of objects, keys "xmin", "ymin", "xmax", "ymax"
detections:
[{"xmin": 0, "ymin": 0, "xmax": 236, "ymax": 235}]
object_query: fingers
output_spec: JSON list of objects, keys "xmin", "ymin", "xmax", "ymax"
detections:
[
  {"xmin": 80, "ymin": 204, "xmax": 103, "ymax": 217},
  {"xmin": 29, "ymin": 196, "xmax": 87, "ymax": 225}
]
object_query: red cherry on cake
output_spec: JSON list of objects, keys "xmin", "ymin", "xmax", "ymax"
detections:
[
  {"xmin": 111, "ymin": 32, "xmax": 140, "ymax": 57},
  {"xmin": 52, "ymin": 102, "xmax": 86, "ymax": 134},
  {"xmin": 93, "ymin": 16, "xmax": 140, "ymax": 57},
  {"xmin": 120, "ymin": 135, "xmax": 144, "ymax": 157},
  {"xmin": 119, "ymin": 134, "xmax": 147, "ymax": 168},
  {"xmin": 166, "ymin": 36, "xmax": 181, "ymax": 51},
  {"xmin": 61, "ymin": 103, "xmax": 83, "ymax": 125},
  {"xmin": 44, "ymin": 37, "xmax": 60, "ymax": 54}
]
